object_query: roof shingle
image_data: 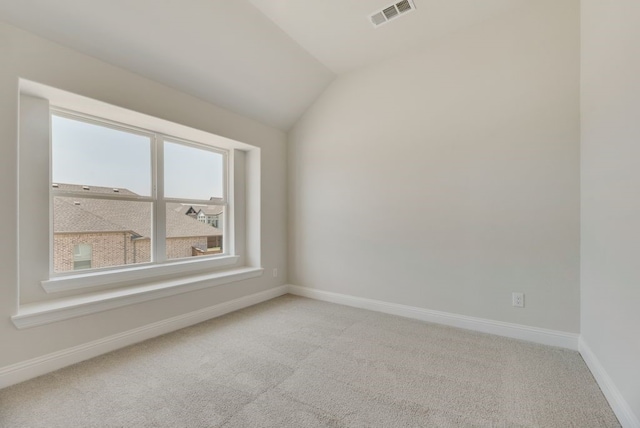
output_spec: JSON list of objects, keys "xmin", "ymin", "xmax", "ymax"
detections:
[{"xmin": 53, "ymin": 185, "xmax": 222, "ymax": 238}]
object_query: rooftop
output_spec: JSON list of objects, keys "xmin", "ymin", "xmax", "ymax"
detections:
[{"xmin": 53, "ymin": 184, "xmax": 222, "ymax": 238}]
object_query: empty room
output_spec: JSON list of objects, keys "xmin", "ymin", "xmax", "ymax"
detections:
[{"xmin": 0, "ymin": 0, "xmax": 638, "ymax": 426}]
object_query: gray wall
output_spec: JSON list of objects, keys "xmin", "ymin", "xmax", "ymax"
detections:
[
  {"xmin": 289, "ymin": 0, "xmax": 580, "ymax": 332},
  {"xmin": 581, "ymin": 0, "xmax": 640, "ymax": 423},
  {"xmin": 0, "ymin": 22, "xmax": 287, "ymax": 368}
]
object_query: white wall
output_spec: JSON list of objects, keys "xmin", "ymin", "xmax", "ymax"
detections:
[
  {"xmin": 581, "ymin": 0, "xmax": 640, "ymax": 424},
  {"xmin": 289, "ymin": 0, "xmax": 580, "ymax": 332},
  {"xmin": 0, "ymin": 23, "xmax": 287, "ymax": 368}
]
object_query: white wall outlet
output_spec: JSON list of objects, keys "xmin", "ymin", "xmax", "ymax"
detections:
[
  {"xmin": 272, "ymin": 268, "xmax": 278, "ymax": 278},
  {"xmin": 512, "ymin": 292, "xmax": 524, "ymax": 308}
]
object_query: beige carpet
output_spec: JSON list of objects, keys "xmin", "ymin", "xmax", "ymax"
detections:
[{"xmin": 0, "ymin": 295, "xmax": 619, "ymax": 427}]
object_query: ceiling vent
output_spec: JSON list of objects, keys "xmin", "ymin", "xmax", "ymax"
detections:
[{"xmin": 370, "ymin": 0, "xmax": 416, "ymax": 28}]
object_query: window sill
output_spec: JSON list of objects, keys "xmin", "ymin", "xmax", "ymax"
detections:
[
  {"xmin": 42, "ymin": 255, "xmax": 241, "ymax": 293},
  {"xmin": 13, "ymin": 266, "xmax": 263, "ymax": 329}
]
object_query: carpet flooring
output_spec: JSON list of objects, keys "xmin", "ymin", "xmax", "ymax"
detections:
[{"xmin": 0, "ymin": 295, "xmax": 620, "ymax": 427}]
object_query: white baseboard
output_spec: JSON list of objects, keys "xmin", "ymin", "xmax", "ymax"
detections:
[
  {"xmin": 579, "ymin": 337, "xmax": 640, "ymax": 428},
  {"xmin": 287, "ymin": 285, "xmax": 579, "ymax": 350},
  {"xmin": 0, "ymin": 285, "xmax": 288, "ymax": 389}
]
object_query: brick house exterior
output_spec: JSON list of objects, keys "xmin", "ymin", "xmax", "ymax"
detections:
[
  {"xmin": 53, "ymin": 185, "xmax": 222, "ymax": 273},
  {"xmin": 54, "ymin": 233, "xmax": 150, "ymax": 272}
]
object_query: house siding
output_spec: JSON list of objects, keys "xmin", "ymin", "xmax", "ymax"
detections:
[
  {"xmin": 54, "ymin": 233, "xmax": 212, "ymax": 272},
  {"xmin": 54, "ymin": 232, "xmax": 145, "ymax": 272},
  {"xmin": 166, "ymin": 237, "xmax": 207, "ymax": 260}
]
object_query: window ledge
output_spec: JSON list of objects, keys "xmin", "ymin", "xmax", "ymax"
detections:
[
  {"xmin": 42, "ymin": 255, "xmax": 241, "ymax": 293},
  {"xmin": 13, "ymin": 266, "xmax": 263, "ymax": 329}
]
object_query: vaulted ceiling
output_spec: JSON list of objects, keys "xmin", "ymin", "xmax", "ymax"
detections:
[
  {"xmin": 249, "ymin": 0, "xmax": 531, "ymax": 75},
  {"xmin": 0, "ymin": 0, "xmax": 533, "ymax": 130}
]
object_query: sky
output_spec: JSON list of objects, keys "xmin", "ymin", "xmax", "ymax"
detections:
[{"xmin": 52, "ymin": 115, "xmax": 224, "ymax": 200}]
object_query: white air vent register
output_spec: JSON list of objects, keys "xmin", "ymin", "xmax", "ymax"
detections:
[{"xmin": 370, "ymin": 0, "xmax": 416, "ymax": 28}]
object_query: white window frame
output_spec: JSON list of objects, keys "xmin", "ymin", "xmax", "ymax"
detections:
[
  {"xmin": 49, "ymin": 108, "xmax": 232, "ymax": 281},
  {"xmin": 159, "ymin": 135, "xmax": 229, "ymax": 262},
  {"xmin": 14, "ymin": 80, "xmax": 263, "ymax": 330}
]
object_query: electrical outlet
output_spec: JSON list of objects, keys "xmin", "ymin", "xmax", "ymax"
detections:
[
  {"xmin": 512, "ymin": 292, "xmax": 524, "ymax": 308},
  {"xmin": 272, "ymin": 268, "xmax": 278, "ymax": 278}
]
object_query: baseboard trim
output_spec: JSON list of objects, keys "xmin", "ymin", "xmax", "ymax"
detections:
[
  {"xmin": 579, "ymin": 337, "xmax": 640, "ymax": 428},
  {"xmin": 0, "ymin": 285, "xmax": 288, "ymax": 389},
  {"xmin": 287, "ymin": 285, "xmax": 579, "ymax": 350}
]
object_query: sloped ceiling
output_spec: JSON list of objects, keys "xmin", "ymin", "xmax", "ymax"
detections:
[
  {"xmin": 0, "ymin": 0, "xmax": 334, "ymax": 130},
  {"xmin": 250, "ymin": 0, "xmax": 533, "ymax": 75},
  {"xmin": 0, "ymin": 0, "xmax": 533, "ymax": 130}
]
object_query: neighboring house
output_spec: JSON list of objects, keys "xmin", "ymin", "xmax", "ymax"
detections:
[
  {"xmin": 171, "ymin": 203, "xmax": 199, "ymax": 219},
  {"xmin": 53, "ymin": 185, "xmax": 223, "ymax": 272},
  {"xmin": 171, "ymin": 203, "xmax": 223, "ymax": 228},
  {"xmin": 196, "ymin": 206, "xmax": 223, "ymax": 228}
]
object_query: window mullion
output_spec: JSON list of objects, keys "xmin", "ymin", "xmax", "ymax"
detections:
[{"xmin": 154, "ymin": 135, "xmax": 167, "ymax": 264}]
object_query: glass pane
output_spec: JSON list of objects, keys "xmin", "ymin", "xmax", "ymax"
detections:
[
  {"xmin": 164, "ymin": 141, "xmax": 224, "ymax": 200},
  {"xmin": 52, "ymin": 115, "xmax": 152, "ymax": 197},
  {"xmin": 72, "ymin": 244, "xmax": 92, "ymax": 271},
  {"xmin": 53, "ymin": 197, "xmax": 152, "ymax": 273},
  {"xmin": 166, "ymin": 203, "xmax": 223, "ymax": 260}
]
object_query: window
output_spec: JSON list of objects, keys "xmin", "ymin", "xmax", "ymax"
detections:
[
  {"xmin": 15, "ymin": 81, "xmax": 262, "ymax": 327},
  {"xmin": 72, "ymin": 244, "xmax": 92, "ymax": 270},
  {"xmin": 51, "ymin": 110, "xmax": 228, "ymax": 275}
]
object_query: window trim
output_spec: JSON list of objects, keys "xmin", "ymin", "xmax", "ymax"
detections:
[
  {"xmin": 17, "ymin": 266, "xmax": 265, "ymax": 329},
  {"xmin": 42, "ymin": 254, "xmax": 241, "ymax": 293},
  {"xmin": 16, "ymin": 79, "xmax": 262, "ymax": 326},
  {"xmin": 49, "ymin": 108, "xmax": 231, "ymax": 279}
]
